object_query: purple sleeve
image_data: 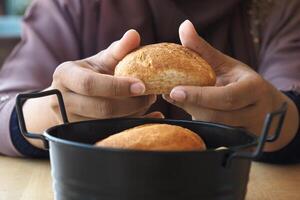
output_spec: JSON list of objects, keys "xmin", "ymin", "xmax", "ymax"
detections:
[
  {"xmin": 258, "ymin": 0, "xmax": 300, "ymax": 94},
  {"xmin": 0, "ymin": 97, "xmax": 20, "ymax": 156},
  {"xmin": 0, "ymin": 0, "xmax": 81, "ymax": 156}
]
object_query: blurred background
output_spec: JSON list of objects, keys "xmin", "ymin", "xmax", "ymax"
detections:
[{"xmin": 0, "ymin": 0, "xmax": 32, "ymax": 67}]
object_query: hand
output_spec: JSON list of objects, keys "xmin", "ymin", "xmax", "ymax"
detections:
[
  {"xmin": 163, "ymin": 20, "xmax": 299, "ymax": 151},
  {"xmin": 23, "ymin": 30, "xmax": 160, "ymax": 148},
  {"xmin": 50, "ymin": 29, "xmax": 158, "ymax": 122}
]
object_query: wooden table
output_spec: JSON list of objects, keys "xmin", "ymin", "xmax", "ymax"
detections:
[{"xmin": 0, "ymin": 156, "xmax": 299, "ymax": 200}]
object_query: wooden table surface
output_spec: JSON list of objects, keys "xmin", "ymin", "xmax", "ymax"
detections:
[{"xmin": 0, "ymin": 156, "xmax": 299, "ymax": 200}]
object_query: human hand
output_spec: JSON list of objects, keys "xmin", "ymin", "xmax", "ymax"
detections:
[
  {"xmin": 163, "ymin": 20, "xmax": 299, "ymax": 151},
  {"xmin": 49, "ymin": 30, "xmax": 158, "ymax": 123},
  {"xmin": 23, "ymin": 30, "xmax": 160, "ymax": 148}
]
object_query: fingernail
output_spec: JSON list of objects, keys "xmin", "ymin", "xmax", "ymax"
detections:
[
  {"xmin": 184, "ymin": 19, "xmax": 191, "ymax": 24},
  {"xmin": 122, "ymin": 30, "xmax": 131, "ymax": 39},
  {"xmin": 130, "ymin": 82, "xmax": 145, "ymax": 95},
  {"xmin": 152, "ymin": 112, "xmax": 165, "ymax": 119},
  {"xmin": 149, "ymin": 95, "xmax": 157, "ymax": 103},
  {"xmin": 162, "ymin": 94, "xmax": 174, "ymax": 103},
  {"xmin": 170, "ymin": 89, "xmax": 186, "ymax": 102}
]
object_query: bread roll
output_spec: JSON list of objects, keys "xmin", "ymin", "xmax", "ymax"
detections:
[
  {"xmin": 95, "ymin": 124, "xmax": 206, "ymax": 151},
  {"xmin": 115, "ymin": 43, "xmax": 216, "ymax": 94}
]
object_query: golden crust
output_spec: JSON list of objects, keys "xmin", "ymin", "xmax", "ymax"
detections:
[
  {"xmin": 95, "ymin": 124, "xmax": 206, "ymax": 151},
  {"xmin": 115, "ymin": 43, "xmax": 216, "ymax": 94}
]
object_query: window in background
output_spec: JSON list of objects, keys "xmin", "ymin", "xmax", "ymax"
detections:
[
  {"xmin": 0, "ymin": 0, "xmax": 32, "ymax": 67},
  {"xmin": 5, "ymin": 0, "xmax": 32, "ymax": 15},
  {"xmin": 0, "ymin": 0, "xmax": 32, "ymax": 38}
]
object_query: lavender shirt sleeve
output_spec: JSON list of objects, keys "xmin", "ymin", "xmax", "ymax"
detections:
[
  {"xmin": 0, "ymin": 0, "xmax": 81, "ymax": 156},
  {"xmin": 256, "ymin": 1, "xmax": 300, "ymax": 162},
  {"xmin": 259, "ymin": 0, "xmax": 300, "ymax": 94}
]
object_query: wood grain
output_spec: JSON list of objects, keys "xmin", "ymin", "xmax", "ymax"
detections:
[
  {"xmin": 0, "ymin": 157, "xmax": 52, "ymax": 200},
  {"xmin": 0, "ymin": 156, "xmax": 299, "ymax": 200},
  {"xmin": 247, "ymin": 162, "xmax": 300, "ymax": 200}
]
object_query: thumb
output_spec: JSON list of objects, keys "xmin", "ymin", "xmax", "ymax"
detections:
[
  {"xmin": 179, "ymin": 20, "xmax": 225, "ymax": 68},
  {"xmin": 84, "ymin": 29, "xmax": 141, "ymax": 74}
]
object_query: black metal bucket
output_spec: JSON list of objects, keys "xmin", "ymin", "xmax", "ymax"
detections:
[{"xmin": 16, "ymin": 90, "xmax": 287, "ymax": 200}]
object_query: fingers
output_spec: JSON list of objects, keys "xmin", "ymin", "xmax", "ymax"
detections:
[
  {"xmin": 53, "ymin": 62, "xmax": 145, "ymax": 97},
  {"xmin": 62, "ymin": 92, "xmax": 157, "ymax": 119},
  {"xmin": 167, "ymin": 75, "xmax": 263, "ymax": 111},
  {"xmin": 85, "ymin": 29, "xmax": 141, "ymax": 74},
  {"xmin": 142, "ymin": 111, "xmax": 165, "ymax": 119},
  {"xmin": 64, "ymin": 114, "xmax": 92, "ymax": 123},
  {"xmin": 179, "ymin": 20, "xmax": 225, "ymax": 68},
  {"xmin": 164, "ymin": 94, "xmax": 254, "ymax": 127},
  {"xmin": 53, "ymin": 29, "xmax": 143, "ymax": 97}
]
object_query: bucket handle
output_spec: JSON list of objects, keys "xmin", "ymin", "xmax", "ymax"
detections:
[
  {"xmin": 16, "ymin": 89, "xmax": 69, "ymax": 149},
  {"xmin": 16, "ymin": 89, "xmax": 288, "ymax": 156},
  {"xmin": 225, "ymin": 102, "xmax": 287, "ymax": 167}
]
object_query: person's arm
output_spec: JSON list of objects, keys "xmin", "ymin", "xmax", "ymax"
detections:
[
  {"xmin": 258, "ymin": 91, "xmax": 300, "ymax": 164},
  {"xmin": 9, "ymin": 108, "xmax": 49, "ymax": 158},
  {"xmin": 164, "ymin": 20, "xmax": 299, "ymax": 153},
  {"xmin": 165, "ymin": 1, "xmax": 300, "ymax": 162},
  {"xmin": 1, "ymin": 0, "xmax": 157, "ymax": 157},
  {"xmin": 253, "ymin": 0, "xmax": 300, "ymax": 163},
  {"xmin": 0, "ymin": 0, "xmax": 81, "ymax": 156}
]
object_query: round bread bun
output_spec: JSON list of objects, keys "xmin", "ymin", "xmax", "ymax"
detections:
[
  {"xmin": 95, "ymin": 124, "xmax": 206, "ymax": 151},
  {"xmin": 115, "ymin": 43, "xmax": 216, "ymax": 94}
]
